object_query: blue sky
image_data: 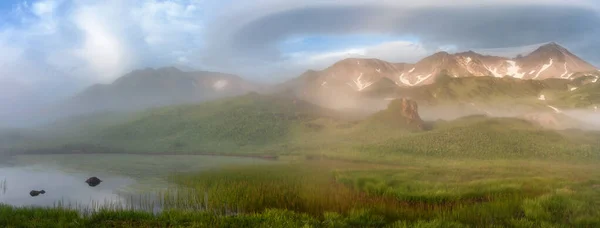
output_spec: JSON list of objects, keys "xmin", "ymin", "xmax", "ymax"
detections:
[{"xmin": 1, "ymin": 0, "xmax": 600, "ymax": 115}]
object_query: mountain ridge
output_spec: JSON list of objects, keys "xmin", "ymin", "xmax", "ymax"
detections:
[
  {"xmin": 56, "ymin": 67, "xmax": 262, "ymax": 117},
  {"xmin": 291, "ymin": 42, "xmax": 598, "ymax": 94}
]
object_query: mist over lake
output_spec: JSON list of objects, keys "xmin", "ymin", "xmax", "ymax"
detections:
[{"xmin": 0, "ymin": 154, "xmax": 275, "ymax": 210}]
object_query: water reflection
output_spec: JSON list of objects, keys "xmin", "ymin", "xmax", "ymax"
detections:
[
  {"xmin": 0, "ymin": 165, "xmax": 134, "ymax": 209},
  {"xmin": 1, "ymin": 179, "xmax": 6, "ymax": 195}
]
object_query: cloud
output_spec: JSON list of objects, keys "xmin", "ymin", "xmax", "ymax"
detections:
[
  {"xmin": 2, "ymin": 0, "xmax": 600, "ymax": 120},
  {"xmin": 32, "ymin": 0, "xmax": 58, "ymax": 16},
  {"xmin": 0, "ymin": 0, "xmax": 205, "ymax": 117},
  {"xmin": 202, "ymin": 0, "xmax": 600, "ymax": 72},
  {"xmin": 286, "ymin": 40, "xmax": 428, "ymax": 69}
]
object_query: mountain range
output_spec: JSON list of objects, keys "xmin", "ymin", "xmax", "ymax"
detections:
[
  {"xmin": 52, "ymin": 67, "xmax": 260, "ymax": 116},
  {"xmin": 291, "ymin": 42, "xmax": 598, "ymax": 91},
  {"xmin": 24, "ymin": 42, "xmax": 600, "ymax": 124}
]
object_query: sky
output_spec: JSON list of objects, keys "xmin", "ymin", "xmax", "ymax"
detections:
[{"xmin": 1, "ymin": 0, "xmax": 600, "ymax": 117}]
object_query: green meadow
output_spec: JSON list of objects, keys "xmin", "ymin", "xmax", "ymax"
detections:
[{"xmin": 1, "ymin": 93, "xmax": 600, "ymax": 227}]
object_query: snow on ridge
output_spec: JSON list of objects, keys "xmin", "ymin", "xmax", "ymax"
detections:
[
  {"xmin": 529, "ymin": 70, "xmax": 536, "ymax": 75},
  {"xmin": 409, "ymin": 67, "xmax": 416, "ymax": 73},
  {"xmin": 547, "ymin": 105, "xmax": 562, "ymax": 113},
  {"xmin": 533, "ymin": 58, "xmax": 553, "ymax": 79},
  {"xmin": 506, "ymin": 60, "xmax": 525, "ymax": 79},
  {"xmin": 465, "ymin": 57, "xmax": 472, "ymax": 64},
  {"xmin": 570, "ymin": 87, "xmax": 578, "ymax": 91},
  {"xmin": 348, "ymin": 73, "xmax": 374, "ymax": 91},
  {"xmin": 484, "ymin": 65, "xmax": 503, "ymax": 78},
  {"xmin": 399, "ymin": 72, "xmax": 434, "ymax": 86},
  {"xmin": 376, "ymin": 68, "xmax": 381, "ymax": 73},
  {"xmin": 538, "ymin": 94, "xmax": 546, "ymax": 101},
  {"xmin": 559, "ymin": 62, "xmax": 571, "ymax": 79}
]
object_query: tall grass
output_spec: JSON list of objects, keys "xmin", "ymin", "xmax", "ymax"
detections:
[{"xmin": 1, "ymin": 159, "xmax": 600, "ymax": 227}]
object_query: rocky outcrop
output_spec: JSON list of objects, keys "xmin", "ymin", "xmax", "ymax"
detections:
[
  {"xmin": 389, "ymin": 98, "xmax": 425, "ymax": 130},
  {"xmin": 371, "ymin": 98, "xmax": 425, "ymax": 130}
]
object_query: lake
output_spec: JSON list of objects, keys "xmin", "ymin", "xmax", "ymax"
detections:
[{"xmin": 0, "ymin": 154, "xmax": 274, "ymax": 211}]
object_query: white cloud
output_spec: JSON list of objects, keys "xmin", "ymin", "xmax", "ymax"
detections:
[
  {"xmin": 0, "ymin": 0, "xmax": 207, "ymax": 115},
  {"xmin": 1, "ymin": 0, "xmax": 600, "ymax": 116},
  {"xmin": 287, "ymin": 40, "xmax": 429, "ymax": 71},
  {"xmin": 71, "ymin": 1, "xmax": 132, "ymax": 82},
  {"xmin": 32, "ymin": 0, "xmax": 59, "ymax": 17}
]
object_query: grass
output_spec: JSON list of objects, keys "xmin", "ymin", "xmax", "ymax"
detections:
[
  {"xmin": 164, "ymin": 160, "xmax": 600, "ymax": 227},
  {"xmin": 6, "ymin": 93, "xmax": 600, "ymax": 162},
  {"xmin": 2, "ymin": 92, "xmax": 600, "ymax": 227},
  {"xmin": 2, "ymin": 159, "xmax": 599, "ymax": 227}
]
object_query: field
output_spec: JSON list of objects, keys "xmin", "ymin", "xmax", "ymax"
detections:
[
  {"xmin": 2, "ymin": 158, "xmax": 600, "ymax": 227},
  {"xmin": 1, "ymin": 93, "xmax": 600, "ymax": 227}
]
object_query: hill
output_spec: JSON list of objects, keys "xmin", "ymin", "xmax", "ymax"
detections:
[
  {"xmin": 9, "ymin": 94, "xmax": 599, "ymax": 162},
  {"xmin": 44, "ymin": 67, "xmax": 261, "ymax": 118},
  {"xmin": 279, "ymin": 43, "xmax": 600, "ymax": 113},
  {"xmin": 285, "ymin": 42, "xmax": 597, "ymax": 93}
]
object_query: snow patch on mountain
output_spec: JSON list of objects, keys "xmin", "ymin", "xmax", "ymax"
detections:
[
  {"xmin": 400, "ymin": 73, "xmax": 433, "ymax": 86},
  {"xmin": 570, "ymin": 87, "xmax": 578, "ymax": 91},
  {"xmin": 533, "ymin": 58, "xmax": 553, "ymax": 79},
  {"xmin": 529, "ymin": 70, "xmax": 536, "ymax": 75},
  {"xmin": 213, "ymin": 80, "xmax": 229, "ymax": 90},
  {"xmin": 506, "ymin": 60, "xmax": 525, "ymax": 79},
  {"xmin": 559, "ymin": 63, "xmax": 572, "ymax": 79},
  {"xmin": 347, "ymin": 73, "xmax": 374, "ymax": 91},
  {"xmin": 409, "ymin": 68, "xmax": 416, "ymax": 73},
  {"xmin": 547, "ymin": 105, "xmax": 562, "ymax": 113},
  {"xmin": 538, "ymin": 94, "xmax": 546, "ymax": 101},
  {"xmin": 484, "ymin": 65, "xmax": 503, "ymax": 78}
]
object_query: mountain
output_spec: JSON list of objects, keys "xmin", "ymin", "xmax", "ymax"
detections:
[
  {"xmin": 289, "ymin": 43, "xmax": 598, "ymax": 93},
  {"xmin": 278, "ymin": 43, "xmax": 600, "ymax": 112},
  {"xmin": 58, "ymin": 67, "xmax": 260, "ymax": 116}
]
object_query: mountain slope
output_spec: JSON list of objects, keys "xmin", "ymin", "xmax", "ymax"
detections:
[
  {"xmin": 59, "ymin": 67, "xmax": 260, "ymax": 115},
  {"xmin": 288, "ymin": 43, "xmax": 598, "ymax": 95},
  {"xmin": 11, "ymin": 93, "xmax": 600, "ymax": 161},
  {"xmin": 92, "ymin": 93, "xmax": 337, "ymax": 152}
]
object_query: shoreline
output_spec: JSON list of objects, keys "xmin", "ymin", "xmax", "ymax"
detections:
[{"xmin": 4, "ymin": 149, "xmax": 280, "ymax": 161}]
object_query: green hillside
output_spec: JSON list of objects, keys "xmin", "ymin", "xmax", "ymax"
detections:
[
  {"xmin": 82, "ymin": 93, "xmax": 340, "ymax": 153},
  {"xmin": 359, "ymin": 116, "xmax": 600, "ymax": 160},
  {"xmin": 11, "ymin": 93, "xmax": 599, "ymax": 162}
]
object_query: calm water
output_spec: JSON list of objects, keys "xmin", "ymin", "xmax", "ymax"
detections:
[
  {"xmin": 0, "ymin": 154, "xmax": 274, "ymax": 210},
  {"xmin": 0, "ymin": 164, "xmax": 133, "ymax": 208}
]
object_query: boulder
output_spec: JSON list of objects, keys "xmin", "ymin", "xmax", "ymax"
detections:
[
  {"xmin": 85, "ymin": 177, "xmax": 102, "ymax": 187},
  {"xmin": 29, "ymin": 190, "xmax": 45, "ymax": 197}
]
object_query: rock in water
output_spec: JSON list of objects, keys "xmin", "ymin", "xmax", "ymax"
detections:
[
  {"xmin": 85, "ymin": 177, "xmax": 103, "ymax": 187},
  {"xmin": 29, "ymin": 190, "xmax": 46, "ymax": 197}
]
